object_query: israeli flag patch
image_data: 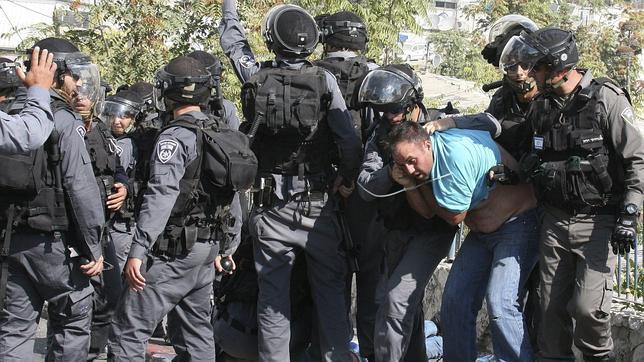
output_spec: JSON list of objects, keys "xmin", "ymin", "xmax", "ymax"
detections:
[{"xmin": 157, "ymin": 139, "xmax": 179, "ymax": 163}]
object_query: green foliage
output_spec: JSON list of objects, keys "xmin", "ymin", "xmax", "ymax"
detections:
[
  {"xmin": 2, "ymin": 0, "xmax": 643, "ymax": 112},
  {"xmin": 297, "ymin": 0, "xmax": 429, "ymax": 63},
  {"xmin": 427, "ymin": 31, "xmax": 499, "ymax": 86},
  {"xmin": 463, "ymin": 0, "xmax": 573, "ymax": 30}
]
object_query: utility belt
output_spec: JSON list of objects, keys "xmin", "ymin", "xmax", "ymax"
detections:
[
  {"xmin": 152, "ymin": 221, "xmax": 220, "ymax": 258},
  {"xmin": 251, "ymin": 174, "xmax": 327, "ymax": 209},
  {"xmin": 534, "ymin": 154, "xmax": 613, "ymax": 213}
]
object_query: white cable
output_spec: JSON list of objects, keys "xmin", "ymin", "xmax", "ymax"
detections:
[{"xmin": 357, "ymin": 172, "xmax": 452, "ymax": 198}]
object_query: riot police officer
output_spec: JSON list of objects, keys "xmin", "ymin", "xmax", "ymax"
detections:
[
  {"xmin": 501, "ymin": 27, "xmax": 644, "ymax": 360},
  {"xmin": 0, "ymin": 37, "xmax": 105, "ymax": 361},
  {"xmin": 0, "ymin": 47, "xmax": 57, "ymax": 153},
  {"xmin": 100, "ymin": 89, "xmax": 145, "ymax": 270},
  {"xmin": 108, "ymin": 56, "xmax": 251, "ymax": 361},
  {"xmin": 313, "ymin": 13, "xmax": 380, "ymax": 356},
  {"xmin": 186, "ymin": 50, "xmax": 243, "ymax": 260},
  {"xmin": 64, "ymin": 53, "xmax": 127, "ymax": 361},
  {"xmin": 482, "ymin": 14, "xmax": 539, "ymax": 159},
  {"xmin": 219, "ymin": 1, "xmax": 362, "ymax": 361},
  {"xmin": 357, "ymin": 63, "xmax": 500, "ymax": 362}
]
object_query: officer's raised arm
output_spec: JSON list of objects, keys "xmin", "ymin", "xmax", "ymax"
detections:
[{"xmin": 219, "ymin": 0, "xmax": 261, "ymax": 83}]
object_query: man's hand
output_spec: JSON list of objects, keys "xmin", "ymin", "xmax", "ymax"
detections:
[
  {"xmin": 486, "ymin": 164, "xmax": 520, "ymax": 186},
  {"xmin": 107, "ymin": 182, "xmax": 127, "ymax": 211},
  {"xmin": 390, "ymin": 164, "xmax": 415, "ymax": 188},
  {"xmin": 17, "ymin": 47, "xmax": 57, "ymax": 89},
  {"xmin": 215, "ymin": 255, "xmax": 236, "ymax": 274},
  {"xmin": 611, "ymin": 214, "xmax": 638, "ymax": 255},
  {"xmin": 423, "ymin": 118, "xmax": 455, "ymax": 135},
  {"xmin": 124, "ymin": 257, "xmax": 146, "ymax": 291},
  {"xmin": 333, "ymin": 175, "xmax": 355, "ymax": 198},
  {"xmin": 80, "ymin": 255, "xmax": 104, "ymax": 277}
]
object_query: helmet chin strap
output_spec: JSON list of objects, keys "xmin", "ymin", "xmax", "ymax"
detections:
[{"xmin": 545, "ymin": 68, "xmax": 573, "ymax": 92}]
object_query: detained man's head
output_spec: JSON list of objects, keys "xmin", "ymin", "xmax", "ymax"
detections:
[{"xmin": 387, "ymin": 121, "xmax": 433, "ymax": 180}]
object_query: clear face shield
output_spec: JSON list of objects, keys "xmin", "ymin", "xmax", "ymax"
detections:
[
  {"xmin": 99, "ymin": 100, "xmax": 139, "ymax": 136},
  {"xmin": 358, "ymin": 69, "xmax": 416, "ymax": 112},
  {"xmin": 499, "ymin": 35, "xmax": 543, "ymax": 92},
  {"xmin": 69, "ymin": 62, "xmax": 101, "ymax": 102}
]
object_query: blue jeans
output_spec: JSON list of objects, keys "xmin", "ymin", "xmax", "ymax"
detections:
[{"xmin": 441, "ymin": 208, "xmax": 540, "ymax": 362}]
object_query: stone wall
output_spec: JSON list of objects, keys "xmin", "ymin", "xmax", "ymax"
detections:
[{"xmin": 423, "ymin": 262, "xmax": 644, "ymax": 361}]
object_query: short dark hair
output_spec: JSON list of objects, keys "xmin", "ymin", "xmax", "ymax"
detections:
[{"xmin": 385, "ymin": 121, "xmax": 429, "ymax": 154}]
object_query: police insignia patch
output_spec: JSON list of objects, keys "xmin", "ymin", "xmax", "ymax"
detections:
[
  {"xmin": 76, "ymin": 126, "xmax": 86, "ymax": 139},
  {"xmin": 157, "ymin": 139, "xmax": 179, "ymax": 163},
  {"xmin": 239, "ymin": 55, "xmax": 255, "ymax": 69},
  {"xmin": 621, "ymin": 107, "xmax": 635, "ymax": 125}
]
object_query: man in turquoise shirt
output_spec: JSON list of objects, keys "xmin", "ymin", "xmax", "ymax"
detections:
[
  {"xmin": 430, "ymin": 129, "xmax": 500, "ymax": 213},
  {"xmin": 388, "ymin": 121, "xmax": 539, "ymax": 362}
]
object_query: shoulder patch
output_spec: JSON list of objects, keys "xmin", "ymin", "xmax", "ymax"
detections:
[
  {"xmin": 76, "ymin": 125, "xmax": 86, "ymax": 139},
  {"xmin": 156, "ymin": 139, "xmax": 179, "ymax": 163},
  {"xmin": 621, "ymin": 107, "xmax": 635, "ymax": 126},
  {"xmin": 239, "ymin": 55, "xmax": 256, "ymax": 69}
]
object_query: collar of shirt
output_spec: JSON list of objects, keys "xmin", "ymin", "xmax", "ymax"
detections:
[{"xmin": 272, "ymin": 57, "xmax": 313, "ymax": 70}]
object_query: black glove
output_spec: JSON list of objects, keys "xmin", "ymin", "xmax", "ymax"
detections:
[
  {"xmin": 611, "ymin": 213, "xmax": 638, "ymax": 255},
  {"xmin": 486, "ymin": 164, "xmax": 520, "ymax": 186}
]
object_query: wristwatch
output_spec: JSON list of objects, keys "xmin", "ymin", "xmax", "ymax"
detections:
[{"xmin": 623, "ymin": 203, "xmax": 641, "ymax": 216}]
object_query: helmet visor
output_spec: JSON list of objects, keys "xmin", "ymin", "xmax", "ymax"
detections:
[
  {"xmin": 499, "ymin": 36, "xmax": 543, "ymax": 76},
  {"xmin": 69, "ymin": 63, "xmax": 101, "ymax": 102},
  {"xmin": 358, "ymin": 69, "xmax": 416, "ymax": 110},
  {"xmin": 488, "ymin": 15, "xmax": 538, "ymax": 43},
  {"xmin": 99, "ymin": 100, "xmax": 139, "ymax": 132}
]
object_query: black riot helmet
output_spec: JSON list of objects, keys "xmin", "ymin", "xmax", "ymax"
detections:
[
  {"xmin": 262, "ymin": 4, "xmax": 320, "ymax": 58},
  {"xmin": 318, "ymin": 11, "xmax": 368, "ymax": 52},
  {"xmin": 25, "ymin": 38, "xmax": 101, "ymax": 102},
  {"xmin": 99, "ymin": 90, "xmax": 143, "ymax": 136},
  {"xmin": 186, "ymin": 50, "xmax": 223, "ymax": 109},
  {"xmin": 129, "ymin": 81, "xmax": 155, "ymax": 115},
  {"xmin": 358, "ymin": 64, "xmax": 424, "ymax": 115},
  {"xmin": 153, "ymin": 56, "xmax": 212, "ymax": 112},
  {"xmin": 500, "ymin": 28, "xmax": 578, "ymax": 92},
  {"xmin": 481, "ymin": 15, "xmax": 538, "ymax": 67}
]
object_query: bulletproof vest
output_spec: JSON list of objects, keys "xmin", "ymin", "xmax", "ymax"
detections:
[
  {"xmin": 315, "ymin": 56, "xmax": 372, "ymax": 141},
  {"xmin": 84, "ymin": 120, "xmax": 119, "ymax": 213},
  {"xmin": 528, "ymin": 77, "xmax": 623, "ymax": 211},
  {"xmin": 0, "ymin": 99, "xmax": 71, "ymax": 233},
  {"xmin": 488, "ymin": 86, "xmax": 532, "ymax": 160},
  {"xmin": 240, "ymin": 63, "xmax": 334, "ymax": 177},
  {"xmin": 155, "ymin": 112, "xmax": 239, "ymax": 255}
]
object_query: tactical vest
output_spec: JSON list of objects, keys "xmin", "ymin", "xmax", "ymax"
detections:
[
  {"xmin": 490, "ymin": 86, "xmax": 532, "ymax": 160},
  {"xmin": 154, "ymin": 113, "xmax": 239, "ymax": 256},
  {"xmin": 131, "ymin": 116, "xmax": 161, "ymax": 219},
  {"xmin": 240, "ymin": 63, "xmax": 333, "ymax": 177},
  {"xmin": 0, "ymin": 99, "xmax": 72, "ymax": 233},
  {"xmin": 528, "ymin": 78, "xmax": 624, "ymax": 212},
  {"xmin": 85, "ymin": 119, "xmax": 119, "ymax": 215},
  {"xmin": 315, "ymin": 56, "xmax": 372, "ymax": 141}
]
